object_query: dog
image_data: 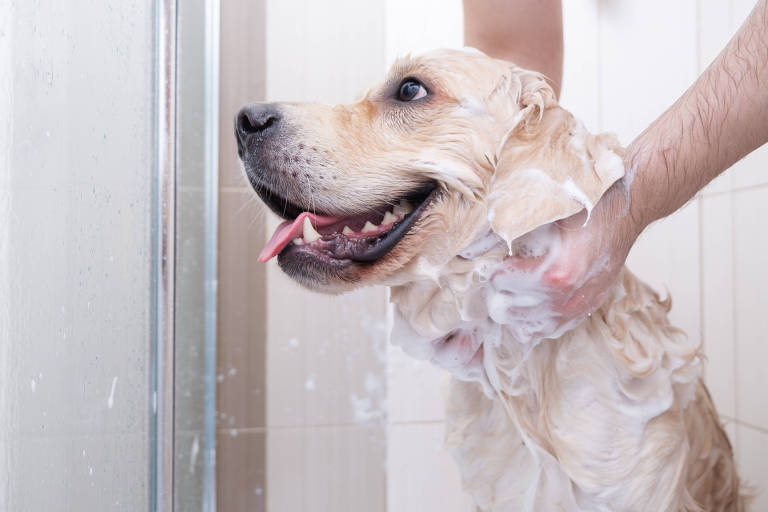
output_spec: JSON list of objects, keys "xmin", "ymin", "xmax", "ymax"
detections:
[{"xmin": 235, "ymin": 48, "xmax": 744, "ymax": 511}]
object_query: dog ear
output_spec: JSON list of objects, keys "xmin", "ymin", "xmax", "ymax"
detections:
[{"xmin": 485, "ymin": 74, "xmax": 625, "ymax": 251}]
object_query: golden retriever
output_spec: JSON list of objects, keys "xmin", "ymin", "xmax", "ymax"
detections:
[{"xmin": 236, "ymin": 48, "xmax": 744, "ymax": 511}]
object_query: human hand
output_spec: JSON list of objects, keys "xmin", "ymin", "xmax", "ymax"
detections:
[{"xmin": 487, "ymin": 181, "xmax": 642, "ymax": 342}]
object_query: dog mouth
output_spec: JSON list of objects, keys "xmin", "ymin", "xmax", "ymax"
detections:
[{"xmin": 257, "ymin": 184, "xmax": 439, "ymax": 264}]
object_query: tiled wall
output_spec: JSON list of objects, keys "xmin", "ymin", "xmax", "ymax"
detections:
[
  {"xmin": 218, "ymin": 0, "xmax": 767, "ymax": 510},
  {"xmin": 215, "ymin": 0, "xmax": 269, "ymax": 510}
]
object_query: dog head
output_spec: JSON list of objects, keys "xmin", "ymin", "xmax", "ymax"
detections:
[{"xmin": 236, "ymin": 48, "xmax": 623, "ymax": 293}]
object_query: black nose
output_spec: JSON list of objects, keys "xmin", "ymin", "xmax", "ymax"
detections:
[{"xmin": 235, "ymin": 103, "xmax": 281, "ymax": 156}]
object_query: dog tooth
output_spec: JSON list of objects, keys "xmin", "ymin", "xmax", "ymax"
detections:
[
  {"xmin": 303, "ymin": 217, "xmax": 321, "ymax": 242},
  {"xmin": 392, "ymin": 205, "xmax": 407, "ymax": 218},
  {"xmin": 293, "ymin": 238, "xmax": 304, "ymax": 246},
  {"xmin": 397, "ymin": 199, "xmax": 414, "ymax": 215},
  {"xmin": 342, "ymin": 226, "xmax": 354, "ymax": 235},
  {"xmin": 382, "ymin": 211, "xmax": 398, "ymax": 225},
  {"xmin": 362, "ymin": 221, "xmax": 378, "ymax": 233}
]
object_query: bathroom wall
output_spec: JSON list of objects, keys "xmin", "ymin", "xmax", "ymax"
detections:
[
  {"xmin": 0, "ymin": 1, "xmax": 156, "ymax": 510},
  {"xmin": 215, "ymin": 0, "xmax": 269, "ymax": 510}
]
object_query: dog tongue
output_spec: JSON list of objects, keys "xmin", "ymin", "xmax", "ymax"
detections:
[{"xmin": 258, "ymin": 212, "xmax": 343, "ymax": 262}]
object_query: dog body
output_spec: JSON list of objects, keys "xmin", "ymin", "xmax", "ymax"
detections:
[
  {"xmin": 236, "ymin": 49, "xmax": 743, "ymax": 511},
  {"xmin": 394, "ymin": 250, "xmax": 737, "ymax": 511}
]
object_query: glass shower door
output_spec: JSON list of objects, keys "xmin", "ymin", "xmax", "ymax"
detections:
[{"xmin": 0, "ymin": 1, "xmax": 160, "ymax": 510}]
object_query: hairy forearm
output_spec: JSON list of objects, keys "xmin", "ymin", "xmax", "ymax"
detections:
[
  {"xmin": 463, "ymin": 0, "xmax": 563, "ymax": 98},
  {"xmin": 624, "ymin": 0, "xmax": 768, "ymax": 232}
]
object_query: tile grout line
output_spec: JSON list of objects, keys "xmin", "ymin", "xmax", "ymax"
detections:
[
  {"xmin": 730, "ymin": 184, "xmax": 740, "ymax": 451},
  {"xmin": 723, "ymin": 417, "xmax": 768, "ymax": 436},
  {"xmin": 701, "ymin": 180, "xmax": 768, "ymax": 199}
]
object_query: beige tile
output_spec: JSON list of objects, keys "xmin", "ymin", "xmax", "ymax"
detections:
[
  {"xmin": 267, "ymin": 426, "xmax": 386, "ymax": 512},
  {"xmin": 220, "ymin": 0, "xmax": 266, "ymax": 188},
  {"xmin": 265, "ymin": 269, "xmax": 389, "ymax": 427},
  {"xmin": 387, "ymin": 423, "xmax": 475, "ymax": 512},
  {"xmin": 561, "ymin": 0, "xmax": 600, "ymax": 131},
  {"xmin": 387, "ymin": 343, "xmax": 449, "ymax": 424},
  {"xmin": 700, "ymin": 194, "xmax": 736, "ymax": 418},
  {"xmin": 217, "ymin": 429, "xmax": 266, "ymax": 512},
  {"xmin": 626, "ymin": 199, "xmax": 701, "ymax": 345},
  {"xmin": 217, "ymin": 189, "xmax": 268, "ymax": 429},
  {"xmin": 736, "ymin": 423, "xmax": 768, "ymax": 509},
  {"xmin": 732, "ymin": 188, "xmax": 768, "ymax": 429},
  {"xmin": 598, "ymin": 0, "xmax": 698, "ymax": 140}
]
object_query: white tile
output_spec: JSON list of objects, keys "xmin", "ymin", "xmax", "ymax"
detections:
[
  {"xmin": 736, "ymin": 423, "xmax": 768, "ymax": 509},
  {"xmin": 626, "ymin": 199, "xmax": 701, "ymax": 345},
  {"xmin": 732, "ymin": 188, "xmax": 768, "ymax": 429},
  {"xmin": 700, "ymin": 194, "xmax": 736, "ymax": 418},
  {"xmin": 730, "ymin": 0, "xmax": 758, "ymax": 31},
  {"xmin": 385, "ymin": 0, "xmax": 464, "ymax": 66},
  {"xmin": 598, "ymin": 0, "xmax": 698, "ymax": 141},
  {"xmin": 267, "ymin": 426, "xmax": 386, "ymax": 512},
  {"xmin": 388, "ymin": 423, "xmax": 475, "ymax": 512},
  {"xmin": 722, "ymin": 418, "xmax": 737, "ymax": 452},
  {"xmin": 267, "ymin": 0, "xmax": 387, "ymax": 103},
  {"xmin": 387, "ymin": 343, "xmax": 449, "ymax": 424},
  {"xmin": 731, "ymin": 144, "xmax": 768, "ymax": 190},
  {"xmin": 702, "ymin": 166, "xmax": 734, "ymax": 196},
  {"xmin": 697, "ymin": 0, "xmax": 733, "ymax": 72},
  {"xmin": 561, "ymin": 0, "xmax": 600, "ymax": 132}
]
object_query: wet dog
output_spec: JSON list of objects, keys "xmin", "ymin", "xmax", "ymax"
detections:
[{"xmin": 236, "ymin": 49, "xmax": 743, "ymax": 511}]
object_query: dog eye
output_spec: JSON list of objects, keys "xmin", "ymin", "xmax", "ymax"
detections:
[{"xmin": 397, "ymin": 79, "xmax": 427, "ymax": 102}]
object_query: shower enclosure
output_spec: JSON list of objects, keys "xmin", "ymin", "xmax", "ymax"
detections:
[{"xmin": 0, "ymin": 0, "xmax": 220, "ymax": 509}]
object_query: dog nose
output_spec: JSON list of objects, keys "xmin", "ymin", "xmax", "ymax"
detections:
[{"xmin": 235, "ymin": 103, "xmax": 281, "ymax": 155}]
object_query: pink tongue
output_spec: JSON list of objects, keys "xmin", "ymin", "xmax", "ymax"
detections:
[{"xmin": 258, "ymin": 212, "xmax": 344, "ymax": 262}]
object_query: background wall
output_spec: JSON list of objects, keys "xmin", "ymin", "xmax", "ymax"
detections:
[{"xmin": 217, "ymin": 0, "xmax": 768, "ymax": 510}]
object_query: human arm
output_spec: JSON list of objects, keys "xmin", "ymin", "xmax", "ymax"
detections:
[
  {"xmin": 463, "ymin": 0, "xmax": 563, "ymax": 98},
  {"xmin": 625, "ymin": 0, "xmax": 768, "ymax": 228},
  {"xmin": 502, "ymin": 0, "xmax": 768, "ymax": 333}
]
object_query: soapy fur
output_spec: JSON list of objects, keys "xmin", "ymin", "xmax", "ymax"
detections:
[{"xmin": 241, "ymin": 49, "xmax": 744, "ymax": 511}]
